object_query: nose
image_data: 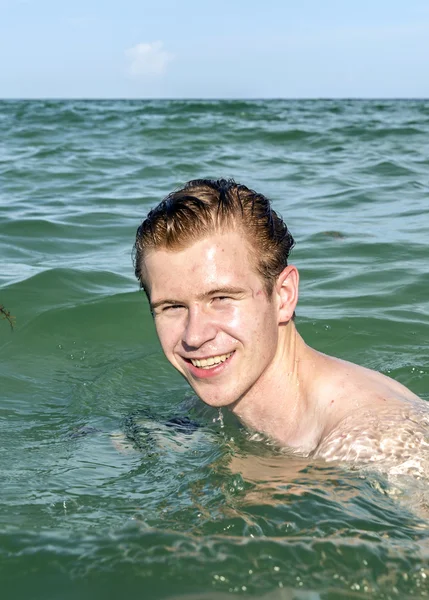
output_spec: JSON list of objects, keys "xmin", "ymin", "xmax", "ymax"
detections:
[{"xmin": 182, "ymin": 305, "xmax": 217, "ymax": 350}]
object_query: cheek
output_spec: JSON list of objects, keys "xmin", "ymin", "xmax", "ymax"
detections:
[
  {"xmin": 155, "ymin": 320, "xmax": 179, "ymax": 354},
  {"xmin": 221, "ymin": 304, "xmax": 269, "ymax": 342},
  {"xmin": 216, "ymin": 305, "xmax": 243, "ymax": 335},
  {"xmin": 251, "ymin": 307, "xmax": 278, "ymax": 347}
]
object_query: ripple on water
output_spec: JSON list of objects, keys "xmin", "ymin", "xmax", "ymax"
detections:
[{"xmin": 1, "ymin": 99, "xmax": 429, "ymax": 599}]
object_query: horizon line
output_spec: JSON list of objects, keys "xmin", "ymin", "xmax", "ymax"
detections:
[{"xmin": 1, "ymin": 96, "xmax": 429, "ymax": 102}]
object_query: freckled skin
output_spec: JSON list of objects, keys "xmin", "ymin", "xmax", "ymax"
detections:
[{"xmin": 143, "ymin": 231, "xmax": 428, "ymax": 464}]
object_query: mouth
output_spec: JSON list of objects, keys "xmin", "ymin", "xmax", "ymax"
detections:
[
  {"xmin": 189, "ymin": 352, "xmax": 233, "ymax": 369},
  {"xmin": 183, "ymin": 351, "xmax": 235, "ymax": 378}
]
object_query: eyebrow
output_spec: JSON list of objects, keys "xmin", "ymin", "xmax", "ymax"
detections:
[{"xmin": 150, "ymin": 286, "xmax": 246, "ymax": 311}]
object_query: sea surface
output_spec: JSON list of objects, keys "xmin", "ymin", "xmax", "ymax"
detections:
[{"xmin": 1, "ymin": 99, "xmax": 429, "ymax": 600}]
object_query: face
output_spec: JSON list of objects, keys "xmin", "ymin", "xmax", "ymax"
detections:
[{"xmin": 143, "ymin": 231, "xmax": 285, "ymax": 409}]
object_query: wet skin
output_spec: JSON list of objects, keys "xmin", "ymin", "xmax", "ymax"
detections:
[
  {"xmin": 142, "ymin": 231, "xmax": 427, "ymax": 462},
  {"xmin": 144, "ymin": 231, "xmax": 291, "ymax": 410}
]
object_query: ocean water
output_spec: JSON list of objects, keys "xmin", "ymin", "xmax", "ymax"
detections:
[{"xmin": 1, "ymin": 99, "xmax": 429, "ymax": 600}]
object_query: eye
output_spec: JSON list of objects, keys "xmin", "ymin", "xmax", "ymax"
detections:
[
  {"xmin": 163, "ymin": 304, "xmax": 184, "ymax": 312},
  {"xmin": 212, "ymin": 296, "xmax": 231, "ymax": 304},
  {"xmin": 153, "ymin": 304, "xmax": 185, "ymax": 316}
]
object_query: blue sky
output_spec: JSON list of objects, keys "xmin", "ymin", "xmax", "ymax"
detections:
[{"xmin": 1, "ymin": 0, "xmax": 429, "ymax": 98}]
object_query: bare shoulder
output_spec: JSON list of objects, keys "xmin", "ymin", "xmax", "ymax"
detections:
[
  {"xmin": 314, "ymin": 394, "xmax": 429, "ymax": 468},
  {"xmin": 310, "ymin": 352, "xmax": 428, "ymax": 467},
  {"xmin": 313, "ymin": 352, "xmax": 421, "ymax": 421},
  {"xmin": 318, "ymin": 352, "xmax": 420, "ymax": 403}
]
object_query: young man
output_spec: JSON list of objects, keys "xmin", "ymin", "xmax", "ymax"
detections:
[{"xmin": 134, "ymin": 179, "xmax": 428, "ymax": 467}]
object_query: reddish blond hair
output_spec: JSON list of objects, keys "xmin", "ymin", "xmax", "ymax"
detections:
[{"xmin": 134, "ymin": 179, "xmax": 295, "ymax": 296}]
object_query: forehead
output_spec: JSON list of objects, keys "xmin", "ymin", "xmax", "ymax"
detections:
[{"xmin": 143, "ymin": 232, "xmax": 262, "ymax": 297}]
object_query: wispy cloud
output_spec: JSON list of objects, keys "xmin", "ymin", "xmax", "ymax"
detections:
[{"xmin": 125, "ymin": 41, "xmax": 174, "ymax": 78}]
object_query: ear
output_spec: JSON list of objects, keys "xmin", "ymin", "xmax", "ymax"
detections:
[{"xmin": 275, "ymin": 265, "xmax": 299, "ymax": 324}]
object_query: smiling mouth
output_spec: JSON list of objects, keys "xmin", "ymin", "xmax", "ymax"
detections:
[{"xmin": 189, "ymin": 352, "xmax": 234, "ymax": 369}]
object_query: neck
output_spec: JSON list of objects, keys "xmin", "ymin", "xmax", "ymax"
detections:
[{"xmin": 230, "ymin": 323, "xmax": 322, "ymax": 453}]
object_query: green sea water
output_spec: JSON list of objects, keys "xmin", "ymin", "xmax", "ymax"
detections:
[{"xmin": 1, "ymin": 99, "xmax": 429, "ymax": 600}]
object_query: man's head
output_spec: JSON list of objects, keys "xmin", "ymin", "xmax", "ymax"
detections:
[
  {"xmin": 134, "ymin": 178, "xmax": 295, "ymax": 298},
  {"xmin": 134, "ymin": 179, "xmax": 298, "ymax": 409}
]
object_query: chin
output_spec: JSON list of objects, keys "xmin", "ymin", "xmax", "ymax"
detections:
[{"xmin": 195, "ymin": 391, "xmax": 237, "ymax": 409}]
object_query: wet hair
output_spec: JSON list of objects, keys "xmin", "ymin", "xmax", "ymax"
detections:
[{"xmin": 134, "ymin": 178, "xmax": 295, "ymax": 297}]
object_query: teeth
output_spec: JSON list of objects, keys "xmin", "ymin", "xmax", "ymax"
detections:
[{"xmin": 191, "ymin": 352, "xmax": 233, "ymax": 369}]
